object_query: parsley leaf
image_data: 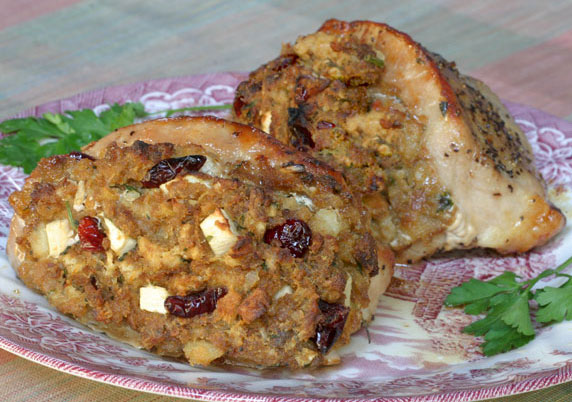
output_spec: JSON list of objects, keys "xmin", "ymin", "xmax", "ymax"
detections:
[
  {"xmin": 449, "ymin": 275, "xmax": 535, "ymax": 356},
  {"xmin": 0, "ymin": 102, "xmax": 147, "ymax": 173},
  {"xmin": 0, "ymin": 102, "xmax": 231, "ymax": 173},
  {"xmin": 445, "ymin": 271, "xmax": 521, "ymax": 314},
  {"xmin": 462, "ymin": 290, "xmax": 534, "ymax": 337},
  {"xmin": 364, "ymin": 54, "xmax": 385, "ymax": 68},
  {"xmin": 535, "ymin": 278, "xmax": 572, "ymax": 323},
  {"xmin": 445, "ymin": 256, "xmax": 572, "ymax": 356},
  {"xmin": 480, "ymin": 320, "xmax": 535, "ymax": 356}
]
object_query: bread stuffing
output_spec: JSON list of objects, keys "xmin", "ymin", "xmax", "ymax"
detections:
[{"xmin": 8, "ymin": 116, "xmax": 393, "ymax": 368}]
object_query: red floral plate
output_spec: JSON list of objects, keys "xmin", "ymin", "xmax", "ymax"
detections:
[{"xmin": 0, "ymin": 73, "xmax": 571, "ymax": 402}]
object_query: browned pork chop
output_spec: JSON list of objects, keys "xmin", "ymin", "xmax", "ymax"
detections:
[{"xmin": 233, "ymin": 19, "xmax": 565, "ymax": 262}]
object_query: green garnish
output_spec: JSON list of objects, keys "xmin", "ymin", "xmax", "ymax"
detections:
[
  {"xmin": 439, "ymin": 101, "xmax": 449, "ymax": 117},
  {"xmin": 123, "ymin": 184, "xmax": 141, "ymax": 194},
  {"xmin": 0, "ymin": 102, "xmax": 232, "ymax": 173},
  {"xmin": 535, "ymin": 272, "xmax": 572, "ymax": 323},
  {"xmin": 364, "ymin": 55, "xmax": 385, "ymax": 68},
  {"xmin": 158, "ymin": 104, "xmax": 232, "ymax": 118},
  {"xmin": 325, "ymin": 58, "xmax": 340, "ymax": 68},
  {"xmin": 437, "ymin": 192, "xmax": 453, "ymax": 212},
  {"xmin": 65, "ymin": 201, "xmax": 78, "ymax": 230},
  {"xmin": 111, "ymin": 183, "xmax": 142, "ymax": 194},
  {"xmin": 0, "ymin": 103, "xmax": 146, "ymax": 173},
  {"xmin": 445, "ymin": 255, "xmax": 572, "ymax": 356}
]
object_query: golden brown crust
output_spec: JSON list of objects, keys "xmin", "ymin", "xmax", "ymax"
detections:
[{"xmin": 83, "ymin": 116, "xmax": 348, "ymax": 196}]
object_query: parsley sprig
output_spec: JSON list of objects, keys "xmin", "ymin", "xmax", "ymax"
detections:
[
  {"xmin": 0, "ymin": 102, "xmax": 231, "ymax": 173},
  {"xmin": 445, "ymin": 255, "xmax": 572, "ymax": 356}
]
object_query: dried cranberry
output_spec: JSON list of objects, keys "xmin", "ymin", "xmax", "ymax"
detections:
[
  {"xmin": 294, "ymin": 75, "xmax": 329, "ymax": 104},
  {"xmin": 291, "ymin": 124, "xmax": 315, "ymax": 149},
  {"xmin": 313, "ymin": 300, "xmax": 349, "ymax": 354},
  {"xmin": 295, "ymin": 85, "xmax": 309, "ymax": 103},
  {"xmin": 68, "ymin": 151, "xmax": 95, "ymax": 161},
  {"xmin": 165, "ymin": 287, "xmax": 227, "ymax": 318},
  {"xmin": 272, "ymin": 54, "xmax": 298, "ymax": 72},
  {"xmin": 233, "ymin": 95, "xmax": 246, "ymax": 118},
  {"xmin": 50, "ymin": 151, "xmax": 95, "ymax": 165},
  {"xmin": 263, "ymin": 219, "xmax": 312, "ymax": 258},
  {"xmin": 78, "ymin": 216, "xmax": 105, "ymax": 252},
  {"xmin": 287, "ymin": 107, "xmax": 315, "ymax": 149},
  {"xmin": 317, "ymin": 120, "xmax": 336, "ymax": 129},
  {"xmin": 141, "ymin": 155, "xmax": 206, "ymax": 188}
]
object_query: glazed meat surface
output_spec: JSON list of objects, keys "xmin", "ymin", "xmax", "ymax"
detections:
[
  {"xmin": 8, "ymin": 116, "xmax": 393, "ymax": 368},
  {"xmin": 234, "ymin": 19, "xmax": 565, "ymax": 263}
]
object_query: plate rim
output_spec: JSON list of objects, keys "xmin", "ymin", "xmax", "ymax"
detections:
[{"xmin": 1, "ymin": 331, "xmax": 570, "ymax": 402}]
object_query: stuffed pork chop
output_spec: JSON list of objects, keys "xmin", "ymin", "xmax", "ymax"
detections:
[
  {"xmin": 233, "ymin": 19, "xmax": 565, "ymax": 263},
  {"xmin": 8, "ymin": 116, "xmax": 393, "ymax": 368}
]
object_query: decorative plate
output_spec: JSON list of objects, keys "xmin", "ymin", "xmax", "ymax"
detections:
[{"xmin": 0, "ymin": 73, "xmax": 571, "ymax": 402}]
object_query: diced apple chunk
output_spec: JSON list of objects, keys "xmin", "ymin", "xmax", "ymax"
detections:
[
  {"xmin": 200, "ymin": 158, "xmax": 223, "ymax": 177},
  {"xmin": 160, "ymin": 175, "xmax": 212, "ymax": 195},
  {"xmin": 310, "ymin": 208, "xmax": 342, "ymax": 236},
  {"xmin": 46, "ymin": 219, "xmax": 76, "ymax": 257},
  {"xmin": 291, "ymin": 193, "xmax": 315, "ymax": 211},
  {"xmin": 200, "ymin": 208, "xmax": 238, "ymax": 256},
  {"xmin": 139, "ymin": 285, "xmax": 169, "ymax": 314},
  {"xmin": 73, "ymin": 180, "xmax": 86, "ymax": 211},
  {"xmin": 295, "ymin": 348, "xmax": 318, "ymax": 367},
  {"xmin": 260, "ymin": 111, "xmax": 272, "ymax": 133},
  {"xmin": 29, "ymin": 225, "xmax": 49, "ymax": 258},
  {"xmin": 102, "ymin": 217, "xmax": 136, "ymax": 257},
  {"xmin": 184, "ymin": 174, "xmax": 212, "ymax": 188},
  {"xmin": 184, "ymin": 340, "xmax": 224, "ymax": 366},
  {"xmin": 273, "ymin": 285, "xmax": 293, "ymax": 300},
  {"xmin": 244, "ymin": 271, "xmax": 260, "ymax": 291}
]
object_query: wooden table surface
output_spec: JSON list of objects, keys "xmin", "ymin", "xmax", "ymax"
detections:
[{"xmin": 0, "ymin": 1, "xmax": 571, "ymax": 401}]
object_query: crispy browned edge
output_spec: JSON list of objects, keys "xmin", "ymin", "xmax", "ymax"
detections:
[
  {"xmin": 83, "ymin": 115, "xmax": 348, "ymax": 190},
  {"xmin": 317, "ymin": 19, "xmax": 462, "ymax": 123},
  {"xmin": 8, "ymin": 115, "xmax": 393, "ymax": 328}
]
